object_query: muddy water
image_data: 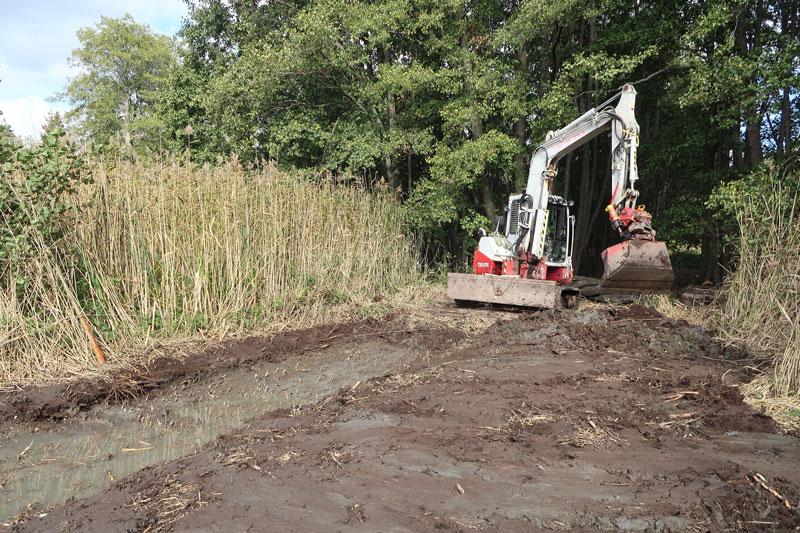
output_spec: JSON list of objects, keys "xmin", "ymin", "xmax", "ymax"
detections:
[{"xmin": 0, "ymin": 340, "xmax": 414, "ymax": 522}]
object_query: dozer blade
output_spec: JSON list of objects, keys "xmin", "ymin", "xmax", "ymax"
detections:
[
  {"xmin": 593, "ymin": 239, "xmax": 674, "ymax": 294},
  {"xmin": 447, "ymin": 273, "xmax": 561, "ymax": 308}
]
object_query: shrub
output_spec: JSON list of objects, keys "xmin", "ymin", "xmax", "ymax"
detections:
[{"xmin": 0, "ymin": 125, "xmax": 91, "ymax": 300}]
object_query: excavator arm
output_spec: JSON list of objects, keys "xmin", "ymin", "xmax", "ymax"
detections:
[
  {"xmin": 516, "ymin": 84, "xmax": 672, "ymax": 293},
  {"xmin": 518, "ymin": 84, "xmax": 641, "ymax": 259}
]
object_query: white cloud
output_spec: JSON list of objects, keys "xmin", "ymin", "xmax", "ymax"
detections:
[
  {"xmin": 0, "ymin": 0, "xmax": 188, "ymax": 139},
  {"xmin": 0, "ymin": 97, "xmax": 67, "ymax": 139}
]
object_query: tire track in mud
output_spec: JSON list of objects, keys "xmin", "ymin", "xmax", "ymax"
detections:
[
  {"xmin": 0, "ymin": 316, "xmax": 468, "ymax": 525},
  {"xmin": 4, "ymin": 305, "xmax": 800, "ymax": 531}
]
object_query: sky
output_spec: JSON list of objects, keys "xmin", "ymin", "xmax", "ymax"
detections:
[{"xmin": 0, "ymin": 0, "xmax": 189, "ymax": 139}]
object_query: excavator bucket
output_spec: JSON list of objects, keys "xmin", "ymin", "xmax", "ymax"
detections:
[{"xmin": 596, "ymin": 239, "xmax": 674, "ymax": 293}]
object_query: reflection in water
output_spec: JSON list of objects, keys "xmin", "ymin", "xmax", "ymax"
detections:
[{"xmin": 0, "ymin": 343, "xmax": 410, "ymax": 521}]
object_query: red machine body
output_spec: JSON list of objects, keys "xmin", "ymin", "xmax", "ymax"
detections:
[
  {"xmin": 472, "ymin": 250, "xmax": 503, "ymax": 275},
  {"xmin": 471, "ymin": 253, "xmax": 573, "ymax": 284}
]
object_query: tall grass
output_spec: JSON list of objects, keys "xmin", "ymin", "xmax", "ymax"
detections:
[
  {"xmin": 0, "ymin": 157, "xmax": 421, "ymax": 384},
  {"xmin": 714, "ymin": 163, "xmax": 800, "ymax": 397}
]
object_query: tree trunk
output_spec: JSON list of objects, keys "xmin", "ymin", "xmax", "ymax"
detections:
[
  {"xmin": 585, "ymin": 138, "xmax": 606, "ymax": 270},
  {"xmin": 732, "ymin": 121, "xmax": 743, "ymax": 170},
  {"xmin": 653, "ymin": 94, "xmax": 662, "ymax": 139},
  {"xmin": 407, "ymin": 149, "xmax": 412, "ymax": 194},
  {"xmin": 571, "ymin": 19, "xmax": 597, "ymax": 273},
  {"xmin": 514, "ymin": 46, "xmax": 528, "ymax": 189},
  {"xmin": 461, "ymin": 33, "xmax": 495, "ymax": 221},
  {"xmin": 549, "ymin": 22, "xmax": 562, "ymax": 82},
  {"xmin": 123, "ymin": 95, "xmax": 132, "ymax": 148},
  {"xmin": 384, "ymin": 91, "xmax": 400, "ymax": 190},
  {"xmin": 572, "ymin": 139, "xmax": 596, "ymax": 272},
  {"xmin": 700, "ymin": 233, "xmax": 713, "ymax": 283},
  {"xmin": 734, "ymin": 6, "xmax": 763, "ymax": 170},
  {"xmin": 744, "ymin": 121, "xmax": 763, "ymax": 169},
  {"xmin": 778, "ymin": 1, "xmax": 792, "ymax": 158},
  {"xmin": 778, "ymin": 87, "xmax": 791, "ymax": 159},
  {"xmin": 700, "ymin": 233, "xmax": 721, "ymax": 284}
]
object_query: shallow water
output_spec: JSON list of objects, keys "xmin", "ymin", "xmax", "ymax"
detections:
[{"xmin": 0, "ymin": 341, "xmax": 412, "ymax": 522}]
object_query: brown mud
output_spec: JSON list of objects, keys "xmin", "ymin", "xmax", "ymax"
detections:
[
  {"xmin": 3, "ymin": 303, "xmax": 799, "ymax": 532},
  {"xmin": 0, "ymin": 319, "xmax": 387, "ymax": 432}
]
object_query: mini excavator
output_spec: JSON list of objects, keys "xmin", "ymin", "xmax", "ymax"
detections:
[{"xmin": 447, "ymin": 84, "xmax": 673, "ymax": 309}]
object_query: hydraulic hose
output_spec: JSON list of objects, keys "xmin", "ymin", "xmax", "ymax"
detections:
[{"xmin": 604, "ymin": 110, "xmax": 628, "ymax": 142}]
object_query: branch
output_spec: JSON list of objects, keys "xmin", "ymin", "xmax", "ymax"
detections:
[{"xmin": 627, "ymin": 65, "xmax": 694, "ymax": 87}]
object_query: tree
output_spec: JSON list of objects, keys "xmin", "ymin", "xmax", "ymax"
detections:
[
  {"xmin": 164, "ymin": 0, "xmax": 797, "ymax": 273},
  {"xmin": 192, "ymin": 0, "xmax": 522, "ymax": 260},
  {"xmin": 158, "ymin": 0, "xmax": 310, "ymax": 159},
  {"xmin": 53, "ymin": 14, "xmax": 175, "ymax": 150}
]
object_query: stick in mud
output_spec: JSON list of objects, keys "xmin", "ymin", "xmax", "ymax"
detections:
[
  {"xmin": 749, "ymin": 473, "xmax": 792, "ymax": 510},
  {"xmin": 81, "ymin": 317, "xmax": 107, "ymax": 365}
]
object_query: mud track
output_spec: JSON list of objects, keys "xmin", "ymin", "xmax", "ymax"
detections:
[{"xmin": 2, "ymin": 304, "xmax": 799, "ymax": 531}]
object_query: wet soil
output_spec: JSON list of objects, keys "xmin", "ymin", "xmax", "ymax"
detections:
[
  {"xmin": 2, "ymin": 304, "xmax": 799, "ymax": 532},
  {"xmin": 0, "ymin": 319, "xmax": 392, "ymax": 432},
  {"xmin": 0, "ymin": 315, "xmax": 468, "ymax": 523}
]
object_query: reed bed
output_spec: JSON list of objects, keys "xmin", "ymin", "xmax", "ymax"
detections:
[
  {"xmin": 650, "ymin": 163, "xmax": 800, "ymax": 427},
  {"xmin": 715, "ymin": 179, "xmax": 800, "ymax": 397},
  {"xmin": 0, "ymin": 157, "xmax": 422, "ymax": 384}
]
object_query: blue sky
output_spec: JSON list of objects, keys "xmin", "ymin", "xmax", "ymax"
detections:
[{"xmin": 0, "ymin": 0, "xmax": 188, "ymax": 139}]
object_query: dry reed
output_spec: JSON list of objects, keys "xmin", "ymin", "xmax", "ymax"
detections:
[
  {"xmin": 0, "ymin": 157, "xmax": 423, "ymax": 384},
  {"xmin": 714, "ymin": 180, "xmax": 800, "ymax": 397},
  {"xmin": 649, "ymin": 164, "xmax": 800, "ymax": 428}
]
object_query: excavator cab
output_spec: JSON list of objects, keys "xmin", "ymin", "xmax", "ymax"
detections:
[
  {"xmin": 542, "ymin": 197, "xmax": 573, "ymax": 266},
  {"xmin": 505, "ymin": 195, "xmax": 574, "ymax": 265}
]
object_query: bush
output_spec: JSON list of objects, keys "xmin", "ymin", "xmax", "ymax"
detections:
[{"xmin": 0, "ymin": 125, "xmax": 91, "ymax": 300}]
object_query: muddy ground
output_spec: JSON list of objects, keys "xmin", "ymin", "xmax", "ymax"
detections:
[{"xmin": 2, "ymin": 303, "xmax": 799, "ymax": 532}]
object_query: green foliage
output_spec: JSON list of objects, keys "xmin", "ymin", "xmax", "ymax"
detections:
[
  {"xmin": 53, "ymin": 14, "xmax": 175, "ymax": 151},
  {"xmin": 680, "ymin": 1, "xmax": 799, "ymax": 129},
  {"xmin": 708, "ymin": 158, "xmax": 800, "ymax": 231},
  {"xmin": 135, "ymin": 0, "xmax": 800, "ymax": 266},
  {"xmin": 0, "ymin": 125, "xmax": 92, "ymax": 297}
]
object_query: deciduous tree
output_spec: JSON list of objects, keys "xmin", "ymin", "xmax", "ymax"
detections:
[{"xmin": 53, "ymin": 14, "xmax": 175, "ymax": 151}]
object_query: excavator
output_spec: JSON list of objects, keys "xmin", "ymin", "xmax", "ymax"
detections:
[{"xmin": 447, "ymin": 84, "xmax": 673, "ymax": 309}]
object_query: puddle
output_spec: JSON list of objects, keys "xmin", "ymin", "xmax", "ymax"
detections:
[{"xmin": 0, "ymin": 341, "xmax": 413, "ymax": 521}]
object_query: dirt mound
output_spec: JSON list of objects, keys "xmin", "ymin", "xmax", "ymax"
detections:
[{"xmin": 5, "ymin": 304, "xmax": 799, "ymax": 532}]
